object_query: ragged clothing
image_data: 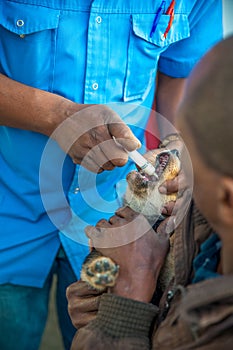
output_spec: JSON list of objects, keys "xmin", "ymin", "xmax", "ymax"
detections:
[{"xmin": 71, "ymin": 202, "xmax": 233, "ymax": 349}]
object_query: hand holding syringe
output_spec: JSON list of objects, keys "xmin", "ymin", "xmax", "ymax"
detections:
[{"xmin": 113, "ymin": 137, "xmax": 158, "ymax": 179}]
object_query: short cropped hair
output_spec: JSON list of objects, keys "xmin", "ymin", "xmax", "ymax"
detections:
[{"xmin": 179, "ymin": 36, "xmax": 233, "ymax": 177}]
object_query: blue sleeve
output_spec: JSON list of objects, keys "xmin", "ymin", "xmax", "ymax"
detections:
[{"xmin": 158, "ymin": 0, "xmax": 223, "ymax": 78}]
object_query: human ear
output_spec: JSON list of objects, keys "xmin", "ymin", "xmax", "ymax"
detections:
[{"xmin": 218, "ymin": 177, "xmax": 233, "ymax": 227}]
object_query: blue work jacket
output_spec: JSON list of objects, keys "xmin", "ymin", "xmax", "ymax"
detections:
[{"xmin": 0, "ymin": 0, "xmax": 222, "ymax": 287}]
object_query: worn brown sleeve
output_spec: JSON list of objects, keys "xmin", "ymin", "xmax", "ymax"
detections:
[{"xmin": 71, "ymin": 293, "xmax": 159, "ymax": 350}]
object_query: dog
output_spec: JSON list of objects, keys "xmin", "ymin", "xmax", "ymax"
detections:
[{"xmin": 81, "ymin": 149, "xmax": 180, "ymax": 291}]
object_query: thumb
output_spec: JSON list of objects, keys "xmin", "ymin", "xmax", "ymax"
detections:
[
  {"xmin": 156, "ymin": 216, "xmax": 176, "ymax": 236},
  {"xmin": 109, "ymin": 122, "xmax": 141, "ymax": 151},
  {"xmin": 85, "ymin": 224, "xmax": 113, "ymax": 249},
  {"xmin": 85, "ymin": 225, "xmax": 100, "ymax": 241}
]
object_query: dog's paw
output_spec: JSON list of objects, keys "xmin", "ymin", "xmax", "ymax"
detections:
[{"xmin": 81, "ymin": 255, "xmax": 119, "ymax": 291}]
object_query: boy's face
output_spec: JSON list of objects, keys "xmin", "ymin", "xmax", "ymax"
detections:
[{"xmin": 178, "ymin": 117, "xmax": 221, "ymax": 231}]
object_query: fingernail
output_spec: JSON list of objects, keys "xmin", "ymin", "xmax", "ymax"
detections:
[
  {"xmin": 129, "ymin": 136, "xmax": 141, "ymax": 150},
  {"xmin": 165, "ymin": 217, "xmax": 176, "ymax": 234},
  {"xmin": 134, "ymin": 137, "xmax": 141, "ymax": 149}
]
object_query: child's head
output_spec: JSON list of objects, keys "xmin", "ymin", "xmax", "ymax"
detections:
[{"xmin": 176, "ymin": 36, "xmax": 233, "ymax": 237}]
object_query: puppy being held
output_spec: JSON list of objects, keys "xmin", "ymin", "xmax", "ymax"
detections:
[{"xmin": 81, "ymin": 148, "xmax": 181, "ymax": 292}]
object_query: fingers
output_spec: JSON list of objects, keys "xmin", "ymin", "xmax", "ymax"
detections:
[
  {"xmin": 85, "ymin": 222, "xmax": 114, "ymax": 249},
  {"xmin": 68, "ymin": 296, "xmax": 100, "ymax": 314},
  {"xmin": 161, "ymin": 188, "xmax": 192, "ymax": 231},
  {"xmin": 66, "ymin": 280, "xmax": 101, "ymax": 298},
  {"xmin": 73, "ymin": 153, "xmax": 104, "ymax": 173},
  {"xmin": 66, "ymin": 281, "xmax": 101, "ymax": 329},
  {"xmin": 73, "ymin": 311, "xmax": 98, "ymax": 329},
  {"xmin": 71, "ymin": 311, "xmax": 98, "ymax": 329},
  {"xmin": 85, "ymin": 225, "xmax": 101, "ymax": 240},
  {"xmin": 115, "ymin": 206, "xmax": 138, "ymax": 219},
  {"xmin": 73, "ymin": 136, "xmax": 128, "ymax": 173},
  {"xmin": 159, "ymin": 177, "xmax": 178, "ymax": 194},
  {"xmin": 108, "ymin": 215, "xmax": 124, "ymax": 225},
  {"xmin": 108, "ymin": 206, "xmax": 139, "ymax": 225},
  {"xmin": 95, "ymin": 141, "xmax": 128, "ymax": 168},
  {"xmin": 87, "ymin": 141, "xmax": 116, "ymax": 170},
  {"xmin": 156, "ymin": 216, "xmax": 176, "ymax": 236},
  {"xmin": 162, "ymin": 201, "xmax": 176, "ymax": 216},
  {"xmin": 159, "ymin": 169, "xmax": 189, "ymax": 194},
  {"xmin": 95, "ymin": 219, "xmax": 112, "ymax": 229},
  {"xmin": 108, "ymin": 124, "xmax": 141, "ymax": 152},
  {"xmin": 53, "ymin": 104, "xmax": 140, "ymax": 173},
  {"xmin": 85, "ymin": 208, "xmax": 138, "ymax": 239},
  {"xmin": 142, "ymin": 149, "xmax": 161, "ymax": 164},
  {"xmin": 97, "ymin": 105, "xmax": 141, "ymax": 152}
]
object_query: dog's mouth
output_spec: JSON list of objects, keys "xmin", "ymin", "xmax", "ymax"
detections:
[
  {"xmin": 141, "ymin": 151, "xmax": 175, "ymax": 181},
  {"xmin": 128, "ymin": 171, "xmax": 157, "ymax": 186},
  {"xmin": 127, "ymin": 150, "xmax": 179, "ymax": 190},
  {"xmin": 154, "ymin": 151, "xmax": 171, "ymax": 178},
  {"xmin": 126, "ymin": 171, "xmax": 155, "ymax": 192}
]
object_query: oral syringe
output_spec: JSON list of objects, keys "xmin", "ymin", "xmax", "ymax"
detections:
[{"xmin": 113, "ymin": 137, "xmax": 158, "ymax": 178}]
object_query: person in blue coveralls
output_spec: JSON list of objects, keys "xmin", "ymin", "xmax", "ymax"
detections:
[{"xmin": 0, "ymin": 1, "xmax": 222, "ymax": 349}]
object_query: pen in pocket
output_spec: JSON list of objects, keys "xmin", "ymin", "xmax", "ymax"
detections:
[
  {"xmin": 150, "ymin": 0, "xmax": 166, "ymax": 38},
  {"xmin": 164, "ymin": 0, "xmax": 175, "ymax": 38}
]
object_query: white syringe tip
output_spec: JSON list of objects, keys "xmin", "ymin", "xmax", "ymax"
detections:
[
  {"xmin": 128, "ymin": 150, "xmax": 158, "ymax": 178},
  {"xmin": 141, "ymin": 162, "xmax": 157, "ymax": 176}
]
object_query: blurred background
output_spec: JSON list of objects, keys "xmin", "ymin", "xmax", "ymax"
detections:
[{"xmin": 223, "ymin": 0, "xmax": 233, "ymax": 37}]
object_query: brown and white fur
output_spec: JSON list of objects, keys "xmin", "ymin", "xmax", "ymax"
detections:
[{"xmin": 81, "ymin": 149, "xmax": 180, "ymax": 291}]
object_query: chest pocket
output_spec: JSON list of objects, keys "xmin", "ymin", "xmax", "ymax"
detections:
[
  {"xmin": 123, "ymin": 13, "xmax": 190, "ymax": 102},
  {"xmin": 0, "ymin": 1, "xmax": 60, "ymax": 90}
]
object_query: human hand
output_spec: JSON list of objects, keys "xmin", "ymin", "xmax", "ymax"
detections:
[
  {"xmin": 159, "ymin": 167, "xmax": 188, "ymax": 214},
  {"xmin": 52, "ymin": 104, "xmax": 141, "ymax": 173},
  {"xmin": 85, "ymin": 206, "xmax": 169, "ymax": 303},
  {"xmin": 136, "ymin": 140, "xmax": 192, "ymax": 233},
  {"xmin": 66, "ymin": 280, "xmax": 103, "ymax": 329},
  {"xmin": 158, "ymin": 139, "xmax": 193, "ymax": 223}
]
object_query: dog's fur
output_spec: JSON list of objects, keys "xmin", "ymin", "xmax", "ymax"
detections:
[{"xmin": 81, "ymin": 149, "xmax": 180, "ymax": 291}]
